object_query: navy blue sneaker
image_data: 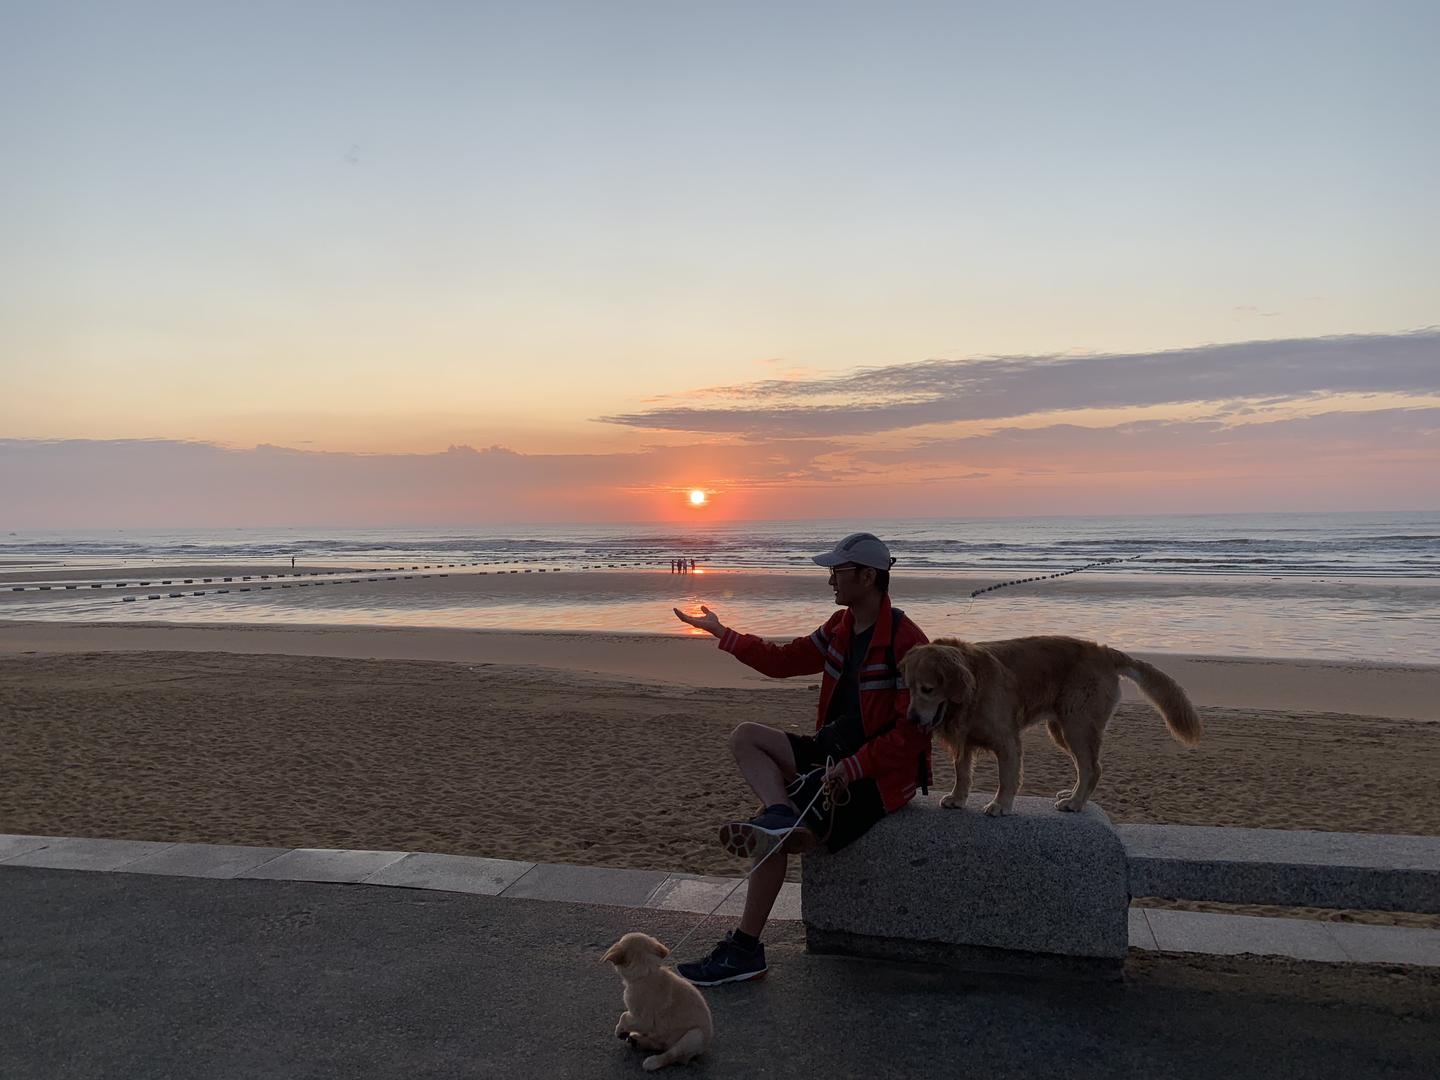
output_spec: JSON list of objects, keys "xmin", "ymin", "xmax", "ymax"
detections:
[
  {"xmin": 676, "ymin": 932, "xmax": 768, "ymax": 986},
  {"xmin": 717, "ymin": 803, "xmax": 812, "ymax": 859}
]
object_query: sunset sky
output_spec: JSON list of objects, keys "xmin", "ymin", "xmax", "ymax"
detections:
[{"xmin": 3, "ymin": 2, "xmax": 1436, "ymax": 526}]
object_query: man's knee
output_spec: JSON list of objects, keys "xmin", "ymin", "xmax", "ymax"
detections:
[{"xmin": 729, "ymin": 722, "xmax": 773, "ymax": 757}]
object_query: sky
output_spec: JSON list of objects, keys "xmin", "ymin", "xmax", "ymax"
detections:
[{"xmin": 1, "ymin": 1, "xmax": 1436, "ymax": 526}]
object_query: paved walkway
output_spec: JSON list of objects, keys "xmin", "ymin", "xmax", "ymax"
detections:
[
  {"xmin": 3, "ymin": 834, "xmax": 1437, "ymax": 968},
  {"xmin": 3, "ymin": 866, "xmax": 1438, "ymax": 1080}
]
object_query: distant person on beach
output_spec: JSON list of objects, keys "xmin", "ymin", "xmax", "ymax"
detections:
[
  {"xmin": 291, "ymin": 556, "xmax": 295, "ymax": 568},
  {"xmin": 670, "ymin": 532, "xmax": 929, "ymax": 985}
]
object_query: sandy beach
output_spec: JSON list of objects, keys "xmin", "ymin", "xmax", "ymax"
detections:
[
  {"xmin": 3, "ymin": 621, "xmax": 1438, "ymax": 929},
  {"xmin": 4, "ymin": 619, "xmax": 1438, "ymax": 720}
]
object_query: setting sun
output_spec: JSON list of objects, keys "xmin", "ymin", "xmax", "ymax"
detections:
[{"xmin": 688, "ymin": 489, "xmax": 708, "ymax": 507}]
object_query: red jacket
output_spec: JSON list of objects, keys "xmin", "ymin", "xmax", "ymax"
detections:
[{"xmin": 717, "ymin": 595, "xmax": 930, "ymax": 813}]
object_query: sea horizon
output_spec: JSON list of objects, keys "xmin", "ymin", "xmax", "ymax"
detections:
[{"xmin": 2, "ymin": 510, "xmax": 1436, "ymax": 665}]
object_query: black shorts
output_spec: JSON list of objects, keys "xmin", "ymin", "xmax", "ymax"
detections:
[{"xmin": 785, "ymin": 733, "xmax": 887, "ymax": 853}]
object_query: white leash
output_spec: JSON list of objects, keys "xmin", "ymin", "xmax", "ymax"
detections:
[{"xmin": 667, "ymin": 760, "xmax": 839, "ymax": 958}]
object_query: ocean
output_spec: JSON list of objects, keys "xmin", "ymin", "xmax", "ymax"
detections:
[{"xmin": 2, "ymin": 512, "xmax": 1437, "ymax": 663}]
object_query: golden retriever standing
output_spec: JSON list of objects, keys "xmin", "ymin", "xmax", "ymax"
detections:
[
  {"xmin": 604, "ymin": 933, "xmax": 713, "ymax": 1070},
  {"xmin": 901, "ymin": 636, "xmax": 1201, "ymax": 816}
]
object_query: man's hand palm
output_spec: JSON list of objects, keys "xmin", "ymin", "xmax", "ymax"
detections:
[{"xmin": 673, "ymin": 604, "xmax": 724, "ymax": 637}]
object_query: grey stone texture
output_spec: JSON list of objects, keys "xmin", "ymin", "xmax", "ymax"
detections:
[
  {"xmin": 119, "ymin": 843, "xmax": 291, "ymax": 879},
  {"xmin": 360, "ymin": 852, "xmax": 533, "ymax": 895},
  {"xmin": 1129, "ymin": 907, "xmax": 1159, "ymax": 951},
  {"xmin": 498, "ymin": 862, "xmax": 670, "ymax": 907},
  {"xmin": 1327, "ymin": 922, "xmax": 1440, "ymax": 967},
  {"xmin": 1121, "ymin": 824, "xmax": 1440, "ymax": 913},
  {"xmin": 801, "ymin": 793, "xmax": 1129, "ymax": 969},
  {"xmin": 0, "ymin": 838, "xmax": 176, "ymax": 871},
  {"xmin": 645, "ymin": 875, "xmax": 803, "ymax": 921},
  {"xmin": 0, "ymin": 835, "xmax": 70, "ymax": 861},
  {"xmin": 1144, "ymin": 908, "xmax": 1350, "ymax": 963},
  {"xmin": 237, "ymin": 848, "xmax": 409, "ymax": 884}
]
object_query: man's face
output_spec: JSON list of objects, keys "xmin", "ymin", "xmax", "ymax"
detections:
[{"xmin": 827, "ymin": 562, "xmax": 875, "ymax": 607}]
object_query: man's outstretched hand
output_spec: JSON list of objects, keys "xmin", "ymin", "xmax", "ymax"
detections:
[{"xmin": 673, "ymin": 604, "xmax": 726, "ymax": 639}]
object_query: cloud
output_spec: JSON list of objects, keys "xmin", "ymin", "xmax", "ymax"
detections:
[
  {"xmin": 0, "ymin": 436, "xmax": 848, "ymax": 528},
  {"xmin": 853, "ymin": 407, "xmax": 1440, "ymax": 472},
  {"xmin": 4, "ymin": 401, "xmax": 1435, "ymax": 527},
  {"xmin": 598, "ymin": 329, "xmax": 1440, "ymax": 438}
]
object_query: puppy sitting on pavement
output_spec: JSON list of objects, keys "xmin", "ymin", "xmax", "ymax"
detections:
[{"xmin": 604, "ymin": 932, "xmax": 713, "ymax": 1070}]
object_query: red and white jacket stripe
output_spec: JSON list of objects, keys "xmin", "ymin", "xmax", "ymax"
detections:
[{"xmin": 717, "ymin": 595, "xmax": 930, "ymax": 813}]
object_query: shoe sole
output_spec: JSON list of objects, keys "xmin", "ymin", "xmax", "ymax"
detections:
[
  {"xmin": 717, "ymin": 821, "xmax": 817, "ymax": 859},
  {"xmin": 717, "ymin": 822, "xmax": 771, "ymax": 859},
  {"xmin": 682, "ymin": 967, "xmax": 769, "ymax": 987}
]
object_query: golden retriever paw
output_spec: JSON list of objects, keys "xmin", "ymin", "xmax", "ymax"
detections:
[
  {"xmin": 1054, "ymin": 797, "xmax": 1085, "ymax": 812},
  {"xmin": 1055, "ymin": 789, "xmax": 1075, "ymax": 801},
  {"xmin": 982, "ymin": 800, "xmax": 1013, "ymax": 817},
  {"xmin": 940, "ymin": 794, "xmax": 968, "ymax": 809}
]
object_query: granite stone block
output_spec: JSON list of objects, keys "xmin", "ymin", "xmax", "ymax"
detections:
[{"xmin": 801, "ymin": 793, "xmax": 1129, "ymax": 967}]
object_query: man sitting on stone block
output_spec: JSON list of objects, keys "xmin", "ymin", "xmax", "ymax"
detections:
[{"xmin": 671, "ymin": 532, "xmax": 931, "ymax": 985}]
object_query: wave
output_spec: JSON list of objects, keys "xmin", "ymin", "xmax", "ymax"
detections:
[{"xmin": 2, "ymin": 513, "xmax": 1436, "ymax": 578}]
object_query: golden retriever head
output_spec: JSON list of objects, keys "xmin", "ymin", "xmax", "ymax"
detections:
[
  {"xmin": 603, "ymin": 932, "xmax": 669, "ymax": 977},
  {"xmin": 901, "ymin": 642, "xmax": 977, "ymax": 730}
]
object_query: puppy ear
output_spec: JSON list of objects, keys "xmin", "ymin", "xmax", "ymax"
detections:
[
  {"xmin": 647, "ymin": 936, "xmax": 670, "ymax": 959},
  {"xmin": 602, "ymin": 942, "xmax": 624, "ymax": 965}
]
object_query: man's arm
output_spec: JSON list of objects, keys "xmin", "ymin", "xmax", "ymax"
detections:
[
  {"xmin": 834, "ymin": 713, "xmax": 930, "ymax": 788},
  {"xmin": 673, "ymin": 605, "xmax": 828, "ymax": 679}
]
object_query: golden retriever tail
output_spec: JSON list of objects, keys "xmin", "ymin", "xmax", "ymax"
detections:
[{"xmin": 1112, "ymin": 651, "xmax": 1203, "ymax": 745}]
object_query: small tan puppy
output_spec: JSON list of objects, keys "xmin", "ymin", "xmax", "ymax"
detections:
[
  {"xmin": 902, "ymin": 636, "xmax": 1202, "ymax": 816},
  {"xmin": 604, "ymin": 933, "xmax": 713, "ymax": 1071}
]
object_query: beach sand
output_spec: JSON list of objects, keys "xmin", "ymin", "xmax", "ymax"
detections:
[
  {"xmin": 3, "ymin": 620, "xmax": 1437, "ymax": 720},
  {"xmin": 2, "ymin": 626, "xmax": 1438, "ymax": 929}
]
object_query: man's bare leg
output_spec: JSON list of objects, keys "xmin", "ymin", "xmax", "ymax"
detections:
[
  {"xmin": 738, "ymin": 849, "xmax": 787, "ymax": 938},
  {"xmin": 728, "ymin": 723, "xmax": 799, "ymax": 809}
]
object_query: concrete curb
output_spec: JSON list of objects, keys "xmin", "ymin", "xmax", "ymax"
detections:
[{"xmin": 1, "ymin": 833, "xmax": 1434, "ymax": 968}]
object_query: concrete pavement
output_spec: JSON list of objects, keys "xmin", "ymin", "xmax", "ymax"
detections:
[{"xmin": 2, "ymin": 867, "xmax": 1437, "ymax": 1080}]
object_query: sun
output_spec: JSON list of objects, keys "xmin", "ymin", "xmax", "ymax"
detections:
[{"xmin": 688, "ymin": 489, "xmax": 708, "ymax": 507}]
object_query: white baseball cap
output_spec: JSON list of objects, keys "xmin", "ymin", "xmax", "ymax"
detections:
[{"xmin": 811, "ymin": 532, "xmax": 895, "ymax": 571}]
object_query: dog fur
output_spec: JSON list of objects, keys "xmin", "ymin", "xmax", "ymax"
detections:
[
  {"xmin": 604, "ymin": 932, "xmax": 713, "ymax": 1070},
  {"xmin": 900, "ymin": 636, "xmax": 1202, "ymax": 816}
]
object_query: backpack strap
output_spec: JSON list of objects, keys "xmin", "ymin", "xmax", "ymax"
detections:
[
  {"xmin": 880, "ymin": 608, "xmax": 930, "ymax": 796},
  {"xmin": 884, "ymin": 606, "xmax": 902, "ymax": 683}
]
